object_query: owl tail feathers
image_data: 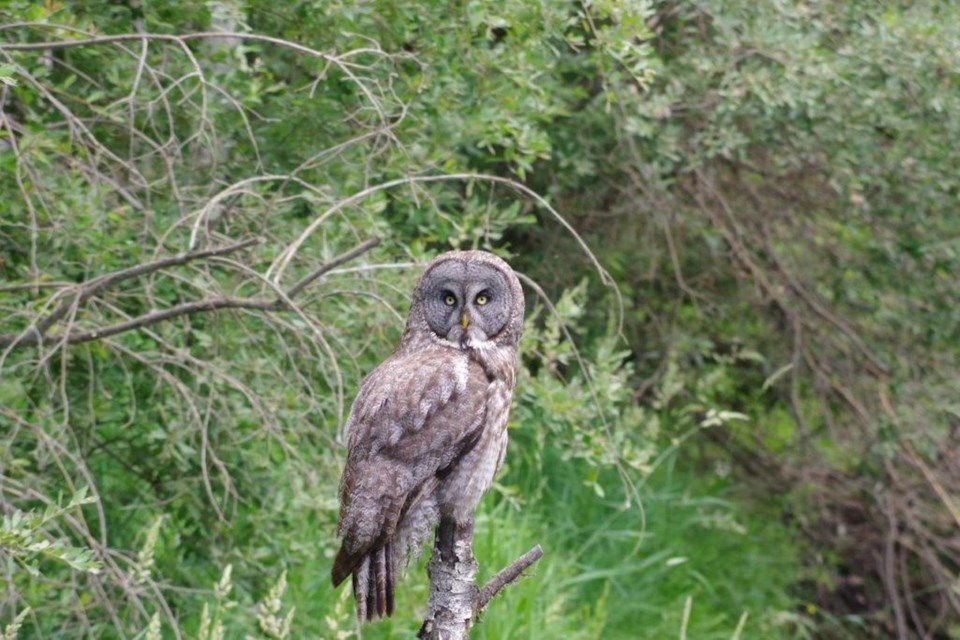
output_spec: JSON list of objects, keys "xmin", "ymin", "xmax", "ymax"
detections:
[
  {"xmin": 330, "ymin": 545, "xmax": 355, "ymax": 589},
  {"xmin": 332, "ymin": 543, "xmax": 396, "ymax": 622}
]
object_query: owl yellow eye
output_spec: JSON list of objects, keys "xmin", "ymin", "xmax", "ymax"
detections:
[
  {"xmin": 475, "ymin": 293, "xmax": 489, "ymax": 306},
  {"xmin": 443, "ymin": 294, "xmax": 457, "ymax": 306}
]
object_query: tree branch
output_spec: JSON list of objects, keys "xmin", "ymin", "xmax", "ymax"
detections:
[
  {"xmin": 0, "ymin": 236, "xmax": 381, "ymax": 350},
  {"xmin": 0, "ymin": 239, "xmax": 259, "ymax": 349},
  {"xmin": 27, "ymin": 297, "xmax": 281, "ymax": 347},
  {"xmin": 417, "ymin": 518, "xmax": 542, "ymax": 640},
  {"xmin": 76, "ymin": 239, "xmax": 261, "ymax": 303},
  {"xmin": 286, "ymin": 237, "xmax": 381, "ymax": 299},
  {"xmin": 475, "ymin": 544, "xmax": 544, "ymax": 614}
]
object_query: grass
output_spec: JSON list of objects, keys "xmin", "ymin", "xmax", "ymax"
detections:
[
  {"xmin": 276, "ymin": 442, "xmax": 807, "ymax": 639},
  {"xmin": 487, "ymin": 447, "xmax": 806, "ymax": 640}
]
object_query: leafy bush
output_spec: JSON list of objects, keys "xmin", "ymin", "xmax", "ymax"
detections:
[
  {"xmin": 6, "ymin": 1, "xmax": 954, "ymax": 638},
  {"xmin": 522, "ymin": 1, "xmax": 960, "ymax": 635},
  {"xmin": 0, "ymin": 1, "xmax": 670, "ymax": 637}
]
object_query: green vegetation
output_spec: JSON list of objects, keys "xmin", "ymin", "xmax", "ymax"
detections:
[{"xmin": 2, "ymin": 1, "xmax": 958, "ymax": 638}]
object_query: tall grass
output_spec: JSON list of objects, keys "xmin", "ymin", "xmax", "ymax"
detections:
[
  {"xmin": 485, "ymin": 444, "xmax": 805, "ymax": 639},
  {"xmin": 279, "ymin": 441, "xmax": 806, "ymax": 639}
]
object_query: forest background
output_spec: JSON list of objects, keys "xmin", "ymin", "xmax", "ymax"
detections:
[{"xmin": 1, "ymin": 1, "xmax": 958, "ymax": 638}]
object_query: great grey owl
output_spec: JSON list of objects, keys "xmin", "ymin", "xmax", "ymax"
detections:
[{"xmin": 330, "ymin": 250, "xmax": 524, "ymax": 621}]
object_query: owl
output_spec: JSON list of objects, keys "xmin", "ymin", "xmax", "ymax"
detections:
[{"xmin": 330, "ymin": 250, "xmax": 525, "ymax": 621}]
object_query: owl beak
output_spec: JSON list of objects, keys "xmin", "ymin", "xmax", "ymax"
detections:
[{"xmin": 459, "ymin": 313, "xmax": 470, "ymax": 329}]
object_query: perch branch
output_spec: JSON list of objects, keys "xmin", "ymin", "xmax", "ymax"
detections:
[{"xmin": 418, "ymin": 517, "xmax": 543, "ymax": 640}]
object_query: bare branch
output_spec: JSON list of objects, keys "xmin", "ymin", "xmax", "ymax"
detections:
[
  {"xmin": 0, "ymin": 236, "xmax": 382, "ymax": 351},
  {"xmin": 0, "ymin": 239, "xmax": 259, "ymax": 349},
  {"xmin": 74, "ymin": 238, "xmax": 260, "ymax": 306},
  {"xmin": 417, "ymin": 518, "xmax": 542, "ymax": 640},
  {"xmin": 475, "ymin": 544, "xmax": 544, "ymax": 614},
  {"xmin": 27, "ymin": 296, "xmax": 280, "ymax": 347},
  {"xmin": 286, "ymin": 237, "xmax": 381, "ymax": 299},
  {"xmin": 0, "ymin": 282, "xmax": 73, "ymax": 293}
]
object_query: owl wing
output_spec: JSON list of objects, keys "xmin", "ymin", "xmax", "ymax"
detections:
[{"xmin": 331, "ymin": 349, "xmax": 488, "ymax": 588}]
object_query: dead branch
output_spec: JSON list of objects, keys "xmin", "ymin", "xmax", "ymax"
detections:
[
  {"xmin": 0, "ymin": 239, "xmax": 259, "ymax": 349},
  {"xmin": 417, "ymin": 518, "xmax": 543, "ymax": 640},
  {"xmin": 25, "ymin": 297, "xmax": 280, "ymax": 347},
  {"xmin": 475, "ymin": 544, "xmax": 544, "ymax": 613}
]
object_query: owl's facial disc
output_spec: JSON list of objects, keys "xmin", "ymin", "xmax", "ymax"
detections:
[{"xmin": 421, "ymin": 260, "xmax": 513, "ymax": 345}]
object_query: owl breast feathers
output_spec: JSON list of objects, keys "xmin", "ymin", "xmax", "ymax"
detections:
[{"xmin": 330, "ymin": 250, "xmax": 523, "ymax": 622}]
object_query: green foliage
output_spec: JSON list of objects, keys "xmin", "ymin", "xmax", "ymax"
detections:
[
  {"xmin": 0, "ymin": 1, "xmax": 672, "ymax": 636},
  {"xmin": 517, "ymin": 283, "xmax": 657, "ymax": 481},
  {"xmin": 4, "ymin": 0, "xmax": 955, "ymax": 638},
  {"xmin": 0, "ymin": 488, "xmax": 101, "ymax": 577},
  {"xmin": 522, "ymin": 1, "xmax": 960, "ymax": 635}
]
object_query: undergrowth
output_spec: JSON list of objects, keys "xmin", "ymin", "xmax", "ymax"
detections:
[{"xmin": 289, "ymin": 440, "xmax": 808, "ymax": 640}]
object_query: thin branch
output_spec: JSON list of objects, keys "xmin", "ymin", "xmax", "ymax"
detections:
[
  {"xmin": 0, "ymin": 239, "xmax": 259, "ymax": 349},
  {"xmin": 475, "ymin": 544, "xmax": 544, "ymax": 614},
  {"xmin": 286, "ymin": 237, "xmax": 381, "ymax": 299},
  {"xmin": 0, "ymin": 236, "xmax": 381, "ymax": 350},
  {"xmin": 32, "ymin": 297, "xmax": 281, "ymax": 347},
  {"xmin": 0, "ymin": 282, "xmax": 73, "ymax": 293}
]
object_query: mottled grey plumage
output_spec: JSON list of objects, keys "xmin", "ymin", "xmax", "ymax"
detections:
[{"xmin": 331, "ymin": 250, "xmax": 525, "ymax": 622}]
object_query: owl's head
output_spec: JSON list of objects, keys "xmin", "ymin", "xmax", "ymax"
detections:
[{"xmin": 406, "ymin": 250, "xmax": 524, "ymax": 349}]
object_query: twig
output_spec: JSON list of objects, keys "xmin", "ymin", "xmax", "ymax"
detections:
[
  {"xmin": 0, "ymin": 282, "xmax": 73, "ymax": 293},
  {"xmin": 286, "ymin": 237, "xmax": 381, "ymax": 299},
  {"xmin": 475, "ymin": 544, "xmax": 544, "ymax": 614}
]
